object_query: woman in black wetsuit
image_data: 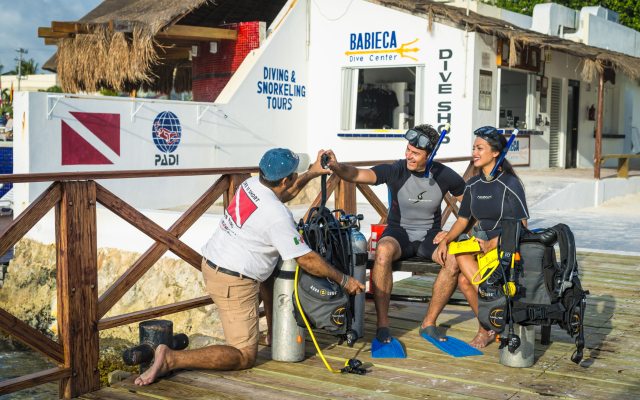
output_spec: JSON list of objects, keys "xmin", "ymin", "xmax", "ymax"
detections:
[{"xmin": 434, "ymin": 126, "xmax": 529, "ymax": 348}]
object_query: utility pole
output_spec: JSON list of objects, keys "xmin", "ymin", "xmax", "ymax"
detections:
[{"xmin": 14, "ymin": 48, "xmax": 28, "ymax": 92}]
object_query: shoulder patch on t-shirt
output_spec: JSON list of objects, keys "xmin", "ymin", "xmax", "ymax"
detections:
[{"xmin": 226, "ymin": 186, "xmax": 258, "ymax": 227}]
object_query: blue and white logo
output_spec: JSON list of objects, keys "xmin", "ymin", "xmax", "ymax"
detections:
[{"xmin": 152, "ymin": 111, "xmax": 181, "ymax": 153}]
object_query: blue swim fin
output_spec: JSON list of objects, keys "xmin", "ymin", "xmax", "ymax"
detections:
[
  {"xmin": 421, "ymin": 333, "xmax": 483, "ymax": 357},
  {"xmin": 371, "ymin": 338, "xmax": 406, "ymax": 358}
]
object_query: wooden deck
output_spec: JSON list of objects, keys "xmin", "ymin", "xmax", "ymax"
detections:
[{"xmin": 80, "ymin": 251, "xmax": 640, "ymax": 400}]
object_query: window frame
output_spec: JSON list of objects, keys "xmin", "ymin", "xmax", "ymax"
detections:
[{"xmin": 340, "ymin": 65, "xmax": 425, "ymax": 132}]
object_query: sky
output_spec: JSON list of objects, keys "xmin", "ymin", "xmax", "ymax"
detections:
[{"xmin": 0, "ymin": 0, "xmax": 103, "ymax": 74}]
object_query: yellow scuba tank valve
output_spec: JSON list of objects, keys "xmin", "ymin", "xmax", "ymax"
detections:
[{"xmin": 294, "ymin": 264, "xmax": 367, "ymax": 375}]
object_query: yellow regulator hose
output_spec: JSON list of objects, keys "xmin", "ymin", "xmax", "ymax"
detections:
[{"xmin": 294, "ymin": 264, "xmax": 341, "ymax": 373}]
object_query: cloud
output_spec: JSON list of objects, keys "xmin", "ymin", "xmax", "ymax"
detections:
[{"xmin": 0, "ymin": 0, "xmax": 103, "ymax": 74}]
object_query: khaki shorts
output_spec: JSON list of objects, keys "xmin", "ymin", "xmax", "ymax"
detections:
[{"xmin": 201, "ymin": 258, "xmax": 260, "ymax": 349}]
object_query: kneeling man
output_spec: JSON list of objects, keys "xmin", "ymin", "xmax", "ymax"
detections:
[{"xmin": 136, "ymin": 148, "xmax": 365, "ymax": 385}]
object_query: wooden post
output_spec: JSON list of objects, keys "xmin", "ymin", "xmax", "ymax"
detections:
[
  {"xmin": 335, "ymin": 179, "xmax": 357, "ymax": 216},
  {"xmin": 595, "ymin": 72, "xmax": 604, "ymax": 180},
  {"xmin": 56, "ymin": 181, "xmax": 99, "ymax": 398},
  {"xmin": 223, "ymin": 173, "xmax": 251, "ymax": 209}
]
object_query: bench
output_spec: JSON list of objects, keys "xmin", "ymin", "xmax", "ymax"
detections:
[{"xmin": 600, "ymin": 154, "xmax": 640, "ymax": 178}]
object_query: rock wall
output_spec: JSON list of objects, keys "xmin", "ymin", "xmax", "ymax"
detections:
[{"xmin": 0, "ymin": 239, "xmax": 249, "ymax": 349}]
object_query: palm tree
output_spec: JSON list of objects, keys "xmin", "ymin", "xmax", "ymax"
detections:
[
  {"xmin": 9, "ymin": 58, "xmax": 39, "ymax": 75},
  {"xmin": 1, "ymin": 89, "xmax": 10, "ymax": 105}
]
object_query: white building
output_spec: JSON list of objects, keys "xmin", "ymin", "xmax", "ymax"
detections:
[{"xmin": 16, "ymin": 0, "xmax": 640, "ymax": 211}]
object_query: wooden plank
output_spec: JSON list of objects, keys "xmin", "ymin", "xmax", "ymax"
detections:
[
  {"xmin": 441, "ymin": 193, "xmax": 459, "ymax": 221},
  {"xmin": 98, "ymin": 296, "xmax": 213, "ymax": 330},
  {"xmin": 166, "ymin": 371, "xmax": 322, "ymax": 400},
  {"xmin": 159, "ymin": 25, "xmax": 238, "ymax": 41},
  {"xmin": 618, "ymin": 157, "xmax": 630, "ymax": 178},
  {"xmin": 0, "ymin": 367, "xmax": 71, "ymax": 396},
  {"xmin": 0, "ymin": 159, "xmax": 469, "ymax": 185},
  {"xmin": 44, "ymin": 38, "xmax": 60, "ymax": 45},
  {"xmin": 80, "ymin": 388, "xmax": 152, "ymax": 399},
  {"xmin": 157, "ymin": 50, "xmax": 191, "ymax": 59},
  {"xmin": 95, "ymin": 183, "xmax": 202, "ymax": 270},
  {"xmin": 110, "ymin": 374, "xmax": 245, "ymax": 399},
  {"xmin": 38, "ymin": 27, "xmax": 72, "ymax": 38},
  {"xmin": 0, "ymin": 182, "xmax": 61, "ymax": 259},
  {"xmin": 51, "ymin": 21, "xmax": 89, "ymax": 34},
  {"xmin": 0, "ymin": 306, "xmax": 65, "ymax": 364},
  {"xmin": 0, "ymin": 166, "xmax": 257, "ymax": 184},
  {"xmin": 366, "ymin": 257, "xmax": 440, "ymax": 274},
  {"xmin": 600, "ymin": 154, "xmax": 640, "ymax": 159},
  {"xmin": 57, "ymin": 181, "xmax": 100, "ymax": 398},
  {"xmin": 334, "ymin": 179, "xmax": 356, "ymax": 215},
  {"xmin": 595, "ymin": 72, "xmax": 604, "ymax": 180},
  {"xmin": 98, "ymin": 175, "xmax": 229, "ymax": 318},
  {"xmin": 155, "ymin": 38, "xmax": 205, "ymax": 47},
  {"xmin": 223, "ymin": 173, "xmax": 251, "ymax": 210},
  {"xmin": 355, "ymin": 183, "xmax": 387, "ymax": 221},
  {"xmin": 303, "ymin": 174, "xmax": 340, "ymax": 221}
]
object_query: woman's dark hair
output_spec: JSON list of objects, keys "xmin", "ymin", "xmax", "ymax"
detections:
[
  {"xmin": 413, "ymin": 124, "xmax": 439, "ymax": 154},
  {"xmin": 487, "ymin": 135, "xmax": 523, "ymax": 186},
  {"xmin": 259, "ymin": 168, "xmax": 294, "ymax": 188}
]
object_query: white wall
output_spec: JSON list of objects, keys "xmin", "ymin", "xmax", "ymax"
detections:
[{"xmin": 1, "ymin": 75, "xmax": 59, "ymax": 93}]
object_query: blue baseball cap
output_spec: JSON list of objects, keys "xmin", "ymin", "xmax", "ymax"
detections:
[{"xmin": 259, "ymin": 148, "xmax": 305, "ymax": 181}]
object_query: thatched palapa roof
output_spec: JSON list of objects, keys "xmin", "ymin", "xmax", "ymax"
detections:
[
  {"xmin": 366, "ymin": 0, "xmax": 640, "ymax": 82},
  {"xmin": 44, "ymin": 0, "xmax": 288, "ymax": 94}
]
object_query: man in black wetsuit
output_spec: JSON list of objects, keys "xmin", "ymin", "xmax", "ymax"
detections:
[{"xmin": 322, "ymin": 124, "xmax": 466, "ymax": 346}]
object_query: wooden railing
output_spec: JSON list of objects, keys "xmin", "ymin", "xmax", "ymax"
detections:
[{"xmin": 0, "ymin": 157, "xmax": 473, "ymax": 399}]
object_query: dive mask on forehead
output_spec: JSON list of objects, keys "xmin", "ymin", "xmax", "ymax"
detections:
[
  {"xmin": 474, "ymin": 126, "xmax": 503, "ymax": 150},
  {"xmin": 405, "ymin": 129, "xmax": 434, "ymax": 151}
]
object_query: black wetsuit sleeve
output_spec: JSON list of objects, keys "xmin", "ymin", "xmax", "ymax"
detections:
[
  {"xmin": 371, "ymin": 160, "xmax": 403, "ymax": 186},
  {"xmin": 458, "ymin": 186, "xmax": 472, "ymax": 219},
  {"xmin": 505, "ymin": 179, "xmax": 529, "ymax": 220}
]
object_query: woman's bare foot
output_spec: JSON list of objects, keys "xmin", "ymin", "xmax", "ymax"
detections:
[
  {"xmin": 265, "ymin": 332, "xmax": 272, "ymax": 346},
  {"xmin": 134, "ymin": 345, "xmax": 172, "ymax": 385},
  {"xmin": 469, "ymin": 330, "xmax": 495, "ymax": 349}
]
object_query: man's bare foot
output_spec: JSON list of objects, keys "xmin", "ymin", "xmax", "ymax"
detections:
[
  {"xmin": 469, "ymin": 330, "xmax": 496, "ymax": 349},
  {"xmin": 134, "ymin": 344, "xmax": 172, "ymax": 385},
  {"xmin": 265, "ymin": 332, "xmax": 272, "ymax": 346}
]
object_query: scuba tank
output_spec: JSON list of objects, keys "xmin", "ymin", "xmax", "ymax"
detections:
[
  {"xmin": 292, "ymin": 154, "xmax": 366, "ymax": 374},
  {"xmin": 351, "ymin": 227, "xmax": 368, "ymax": 338}
]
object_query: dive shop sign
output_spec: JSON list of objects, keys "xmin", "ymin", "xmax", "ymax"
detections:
[{"xmin": 346, "ymin": 31, "xmax": 420, "ymax": 63}]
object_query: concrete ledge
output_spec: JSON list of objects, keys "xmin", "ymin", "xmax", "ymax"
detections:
[{"xmin": 532, "ymin": 176, "xmax": 640, "ymax": 210}]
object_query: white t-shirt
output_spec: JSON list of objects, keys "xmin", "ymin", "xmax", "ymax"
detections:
[{"xmin": 201, "ymin": 176, "xmax": 312, "ymax": 281}]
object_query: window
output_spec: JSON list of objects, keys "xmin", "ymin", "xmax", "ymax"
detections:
[
  {"xmin": 340, "ymin": 66, "xmax": 424, "ymax": 130},
  {"xmin": 498, "ymin": 69, "xmax": 536, "ymax": 129}
]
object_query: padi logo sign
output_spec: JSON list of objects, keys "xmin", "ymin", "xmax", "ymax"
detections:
[
  {"xmin": 346, "ymin": 31, "xmax": 419, "ymax": 63},
  {"xmin": 152, "ymin": 111, "xmax": 181, "ymax": 166}
]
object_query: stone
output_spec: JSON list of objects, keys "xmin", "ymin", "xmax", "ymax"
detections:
[
  {"xmin": 0, "ymin": 239, "xmax": 226, "ymax": 345},
  {"xmin": 108, "ymin": 370, "xmax": 133, "ymax": 384}
]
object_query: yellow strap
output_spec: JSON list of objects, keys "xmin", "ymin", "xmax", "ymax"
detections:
[
  {"xmin": 294, "ymin": 265, "xmax": 341, "ymax": 374},
  {"xmin": 471, "ymin": 249, "xmax": 500, "ymax": 285}
]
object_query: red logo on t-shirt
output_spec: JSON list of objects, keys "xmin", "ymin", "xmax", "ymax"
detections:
[{"xmin": 226, "ymin": 187, "xmax": 258, "ymax": 227}]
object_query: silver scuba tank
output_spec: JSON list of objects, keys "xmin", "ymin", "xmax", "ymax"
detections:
[
  {"xmin": 350, "ymin": 228, "xmax": 368, "ymax": 338},
  {"xmin": 271, "ymin": 258, "xmax": 305, "ymax": 362}
]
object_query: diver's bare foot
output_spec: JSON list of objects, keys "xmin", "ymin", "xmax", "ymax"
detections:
[
  {"xmin": 469, "ymin": 330, "xmax": 496, "ymax": 349},
  {"xmin": 134, "ymin": 345, "xmax": 172, "ymax": 385}
]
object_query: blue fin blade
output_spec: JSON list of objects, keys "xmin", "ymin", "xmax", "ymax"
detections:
[
  {"xmin": 371, "ymin": 338, "xmax": 406, "ymax": 358},
  {"xmin": 421, "ymin": 333, "xmax": 483, "ymax": 357}
]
